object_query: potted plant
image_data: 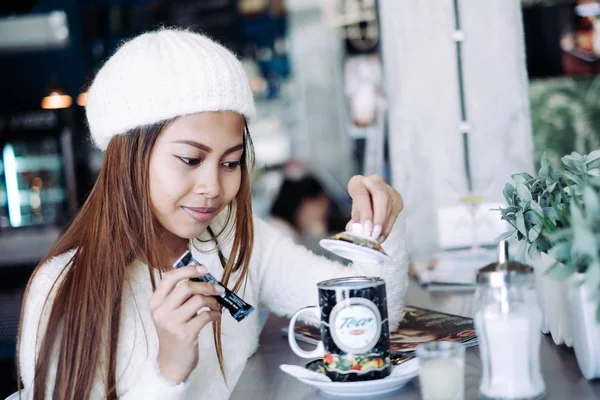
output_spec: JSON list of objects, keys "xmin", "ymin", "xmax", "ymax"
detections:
[
  {"xmin": 497, "ymin": 153, "xmax": 574, "ymax": 344},
  {"xmin": 546, "ymin": 184, "xmax": 600, "ymax": 379},
  {"xmin": 497, "ymin": 153, "xmax": 569, "ymax": 260},
  {"xmin": 497, "ymin": 151, "xmax": 600, "ymax": 346}
]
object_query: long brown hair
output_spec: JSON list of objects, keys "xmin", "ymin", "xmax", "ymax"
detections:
[{"xmin": 16, "ymin": 118, "xmax": 255, "ymax": 399}]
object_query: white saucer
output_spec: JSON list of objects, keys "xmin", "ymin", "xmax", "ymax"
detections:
[
  {"xmin": 291, "ymin": 359, "xmax": 418, "ymax": 397},
  {"xmin": 320, "ymin": 236, "xmax": 392, "ymax": 264},
  {"xmin": 319, "ymin": 223, "xmax": 392, "ymax": 264}
]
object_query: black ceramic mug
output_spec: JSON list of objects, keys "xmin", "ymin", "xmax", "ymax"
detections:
[{"xmin": 288, "ymin": 276, "xmax": 392, "ymax": 382}]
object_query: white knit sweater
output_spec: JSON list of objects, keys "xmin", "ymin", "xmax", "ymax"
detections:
[{"xmin": 19, "ymin": 215, "xmax": 409, "ymax": 399}]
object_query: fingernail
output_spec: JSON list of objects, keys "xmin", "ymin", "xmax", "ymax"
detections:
[
  {"xmin": 372, "ymin": 224, "xmax": 382, "ymax": 240},
  {"xmin": 197, "ymin": 306, "xmax": 210, "ymax": 315},
  {"xmin": 363, "ymin": 220, "xmax": 373, "ymax": 236},
  {"xmin": 215, "ymin": 285, "xmax": 225, "ymax": 294},
  {"xmin": 346, "ymin": 221, "xmax": 353, "ymax": 232},
  {"xmin": 196, "ymin": 265, "xmax": 207, "ymax": 274}
]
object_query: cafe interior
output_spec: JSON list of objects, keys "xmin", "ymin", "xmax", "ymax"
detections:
[{"xmin": 0, "ymin": 0, "xmax": 600, "ymax": 399}]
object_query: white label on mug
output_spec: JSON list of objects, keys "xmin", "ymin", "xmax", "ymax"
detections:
[{"xmin": 330, "ymin": 298, "xmax": 381, "ymax": 354}]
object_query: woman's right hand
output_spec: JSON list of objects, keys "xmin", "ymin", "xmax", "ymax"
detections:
[{"xmin": 149, "ymin": 265, "xmax": 223, "ymax": 383}]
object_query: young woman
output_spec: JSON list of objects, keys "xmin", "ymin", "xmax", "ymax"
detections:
[{"xmin": 17, "ymin": 28, "xmax": 409, "ymax": 400}]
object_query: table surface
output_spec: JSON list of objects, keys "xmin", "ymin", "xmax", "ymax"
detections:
[{"xmin": 231, "ymin": 281, "xmax": 600, "ymax": 400}]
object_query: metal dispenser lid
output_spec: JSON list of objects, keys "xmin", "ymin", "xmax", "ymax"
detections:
[{"xmin": 476, "ymin": 240, "xmax": 533, "ymax": 286}]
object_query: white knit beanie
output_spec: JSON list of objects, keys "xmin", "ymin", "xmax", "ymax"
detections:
[{"xmin": 85, "ymin": 28, "xmax": 256, "ymax": 150}]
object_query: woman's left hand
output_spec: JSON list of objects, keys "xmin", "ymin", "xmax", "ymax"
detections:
[{"xmin": 346, "ymin": 174, "xmax": 404, "ymax": 242}]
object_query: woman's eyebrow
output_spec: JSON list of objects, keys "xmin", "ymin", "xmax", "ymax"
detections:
[
  {"xmin": 172, "ymin": 140, "xmax": 244, "ymax": 155},
  {"xmin": 172, "ymin": 140, "xmax": 211, "ymax": 152},
  {"xmin": 223, "ymin": 143, "xmax": 245, "ymax": 155}
]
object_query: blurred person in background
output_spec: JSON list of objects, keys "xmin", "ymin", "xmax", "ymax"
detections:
[
  {"xmin": 269, "ymin": 173, "xmax": 330, "ymax": 242},
  {"xmin": 268, "ymin": 162, "xmax": 352, "ymax": 262}
]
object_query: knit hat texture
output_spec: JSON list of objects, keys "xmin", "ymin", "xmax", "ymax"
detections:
[{"xmin": 85, "ymin": 28, "xmax": 256, "ymax": 150}]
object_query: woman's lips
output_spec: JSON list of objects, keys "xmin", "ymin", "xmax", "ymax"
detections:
[{"xmin": 182, "ymin": 206, "xmax": 216, "ymax": 222}]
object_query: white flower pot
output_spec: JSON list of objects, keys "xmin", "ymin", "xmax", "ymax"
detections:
[
  {"xmin": 568, "ymin": 273, "xmax": 600, "ymax": 380},
  {"xmin": 532, "ymin": 258, "xmax": 550, "ymax": 335},
  {"xmin": 532, "ymin": 252, "xmax": 573, "ymax": 347}
]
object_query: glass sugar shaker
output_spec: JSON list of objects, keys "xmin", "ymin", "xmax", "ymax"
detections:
[{"xmin": 473, "ymin": 240, "xmax": 546, "ymax": 400}]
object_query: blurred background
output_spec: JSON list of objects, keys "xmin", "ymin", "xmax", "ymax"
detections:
[{"xmin": 0, "ymin": 0, "xmax": 599, "ymax": 396}]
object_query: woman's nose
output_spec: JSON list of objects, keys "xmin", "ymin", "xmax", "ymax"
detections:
[{"xmin": 193, "ymin": 169, "xmax": 220, "ymax": 198}]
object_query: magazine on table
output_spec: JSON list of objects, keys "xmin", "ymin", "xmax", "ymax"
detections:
[{"xmin": 282, "ymin": 305, "xmax": 478, "ymax": 355}]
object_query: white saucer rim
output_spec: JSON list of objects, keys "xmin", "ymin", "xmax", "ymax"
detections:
[
  {"xmin": 319, "ymin": 238, "xmax": 392, "ymax": 262},
  {"xmin": 319, "ymin": 385, "xmax": 407, "ymax": 397},
  {"xmin": 296, "ymin": 369, "xmax": 417, "ymax": 392},
  {"xmin": 300, "ymin": 359, "xmax": 419, "ymax": 388},
  {"xmin": 298, "ymin": 370, "xmax": 417, "ymax": 387}
]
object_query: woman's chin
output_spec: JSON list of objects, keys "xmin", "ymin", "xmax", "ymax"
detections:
[
  {"xmin": 158, "ymin": 214, "xmax": 215, "ymax": 241},
  {"xmin": 176, "ymin": 223, "xmax": 211, "ymax": 240}
]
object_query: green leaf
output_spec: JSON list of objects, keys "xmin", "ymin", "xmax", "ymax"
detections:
[
  {"xmin": 587, "ymin": 157, "xmax": 600, "ymax": 170},
  {"xmin": 549, "ymin": 242, "xmax": 571, "ymax": 262},
  {"xmin": 528, "ymin": 241, "xmax": 539, "ymax": 260},
  {"xmin": 555, "ymin": 189, "xmax": 563, "ymax": 205},
  {"xmin": 503, "ymin": 183, "xmax": 515, "ymax": 204},
  {"xmin": 543, "ymin": 207, "xmax": 560, "ymax": 223},
  {"xmin": 573, "ymin": 225, "xmax": 597, "ymax": 259},
  {"xmin": 585, "ymin": 150, "xmax": 600, "ymax": 168},
  {"xmin": 529, "ymin": 200, "xmax": 544, "ymax": 215},
  {"xmin": 548, "ymin": 230, "xmax": 573, "ymax": 244},
  {"xmin": 512, "ymin": 175, "xmax": 527, "ymax": 185},
  {"xmin": 545, "ymin": 261, "xmax": 577, "ymax": 281},
  {"xmin": 556, "ymin": 204, "xmax": 571, "ymax": 225},
  {"xmin": 536, "ymin": 213, "xmax": 559, "ymax": 233},
  {"xmin": 516, "ymin": 211, "xmax": 527, "ymax": 237},
  {"xmin": 540, "ymin": 152, "xmax": 549, "ymax": 177},
  {"xmin": 517, "ymin": 240, "xmax": 527, "ymax": 262},
  {"xmin": 570, "ymin": 203, "xmax": 598, "ymax": 258},
  {"xmin": 529, "ymin": 225, "xmax": 542, "ymax": 242},
  {"xmin": 593, "ymin": 288, "xmax": 600, "ymax": 304},
  {"xmin": 516, "ymin": 181, "xmax": 533, "ymax": 202},
  {"xmin": 585, "ymin": 261, "xmax": 600, "ymax": 297},
  {"xmin": 564, "ymin": 170, "xmax": 584, "ymax": 186},
  {"xmin": 588, "ymin": 176, "xmax": 600, "ymax": 186},
  {"xmin": 561, "ymin": 155, "xmax": 578, "ymax": 170},
  {"xmin": 510, "ymin": 174, "xmax": 527, "ymax": 183},
  {"xmin": 571, "ymin": 202, "xmax": 586, "ymax": 228},
  {"xmin": 583, "ymin": 186, "xmax": 600, "ymax": 217},
  {"xmin": 535, "ymin": 236, "xmax": 553, "ymax": 253},
  {"xmin": 513, "ymin": 172, "xmax": 535, "ymax": 181},
  {"xmin": 501, "ymin": 206, "xmax": 519, "ymax": 214},
  {"xmin": 564, "ymin": 152, "xmax": 585, "ymax": 165},
  {"xmin": 495, "ymin": 230, "xmax": 516, "ymax": 243},
  {"xmin": 525, "ymin": 210, "xmax": 542, "ymax": 225},
  {"xmin": 586, "ymin": 149, "xmax": 600, "ymax": 159}
]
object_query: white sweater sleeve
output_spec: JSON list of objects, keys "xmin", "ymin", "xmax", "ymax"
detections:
[
  {"xmin": 118, "ymin": 361, "xmax": 189, "ymax": 399},
  {"xmin": 18, "ymin": 254, "xmax": 190, "ymax": 399},
  {"xmin": 254, "ymin": 213, "xmax": 409, "ymax": 330}
]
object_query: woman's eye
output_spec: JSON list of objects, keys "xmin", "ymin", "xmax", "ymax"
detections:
[
  {"xmin": 222, "ymin": 161, "xmax": 242, "ymax": 169},
  {"xmin": 178, "ymin": 156, "xmax": 201, "ymax": 166}
]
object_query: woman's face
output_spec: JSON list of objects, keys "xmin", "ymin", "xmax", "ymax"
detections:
[{"xmin": 149, "ymin": 111, "xmax": 245, "ymax": 243}]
